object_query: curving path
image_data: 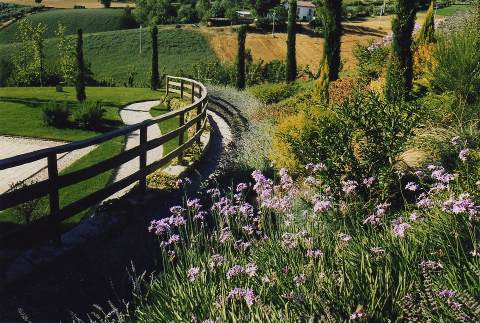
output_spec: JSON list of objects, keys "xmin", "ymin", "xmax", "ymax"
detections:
[{"xmin": 108, "ymin": 100, "xmax": 162, "ymax": 199}]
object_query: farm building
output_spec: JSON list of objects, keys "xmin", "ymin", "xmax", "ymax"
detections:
[{"xmin": 283, "ymin": 0, "xmax": 316, "ymax": 21}]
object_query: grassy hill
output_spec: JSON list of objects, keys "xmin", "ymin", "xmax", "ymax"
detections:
[
  {"xmin": 0, "ymin": 8, "xmax": 128, "ymax": 44},
  {"xmin": 0, "ymin": 27, "xmax": 218, "ymax": 86}
]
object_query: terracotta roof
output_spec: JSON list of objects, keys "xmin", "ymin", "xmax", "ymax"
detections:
[{"xmin": 297, "ymin": 1, "xmax": 316, "ymax": 8}]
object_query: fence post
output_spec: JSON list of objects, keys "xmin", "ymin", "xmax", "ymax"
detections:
[
  {"xmin": 196, "ymin": 101, "xmax": 204, "ymax": 143},
  {"xmin": 139, "ymin": 125, "xmax": 147, "ymax": 192},
  {"xmin": 180, "ymin": 79, "xmax": 184, "ymax": 99},
  {"xmin": 191, "ymin": 83, "xmax": 195, "ymax": 103},
  {"xmin": 178, "ymin": 112, "xmax": 185, "ymax": 165},
  {"xmin": 166, "ymin": 76, "xmax": 169, "ymax": 95},
  {"xmin": 47, "ymin": 153, "xmax": 61, "ymax": 246}
]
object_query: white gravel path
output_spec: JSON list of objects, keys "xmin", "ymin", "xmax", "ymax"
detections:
[
  {"xmin": 0, "ymin": 136, "xmax": 95, "ymax": 194},
  {"xmin": 108, "ymin": 100, "xmax": 162, "ymax": 199}
]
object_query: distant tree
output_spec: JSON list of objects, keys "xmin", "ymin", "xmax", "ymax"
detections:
[
  {"xmin": 120, "ymin": 6, "xmax": 139, "ymax": 29},
  {"xmin": 195, "ymin": 0, "xmax": 211, "ymax": 21},
  {"xmin": 285, "ymin": 0, "xmax": 296, "ymax": 83},
  {"xmin": 236, "ymin": 24, "xmax": 247, "ymax": 90},
  {"xmin": 100, "ymin": 0, "xmax": 111, "ymax": 8},
  {"xmin": 151, "ymin": 25, "xmax": 160, "ymax": 90},
  {"xmin": 416, "ymin": 1, "xmax": 435, "ymax": 44},
  {"xmin": 11, "ymin": 19, "xmax": 46, "ymax": 86},
  {"xmin": 252, "ymin": 0, "xmax": 280, "ymax": 17},
  {"xmin": 178, "ymin": 4, "xmax": 198, "ymax": 23},
  {"xmin": 0, "ymin": 59, "xmax": 13, "ymax": 86},
  {"xmin": 55, "ymin": 23, "xmax": 76, "ymax": 85},
  {"xmin": 76, "ymin": 29, "xmax": 87, "ymax": 102},
  {"xmin": 322, "ymin": 0, "xmax": 342, "ymax": 81},
  {"xmin": 134, "ymin": 0, "xmax": 176, "ymax": 25},
  {"xmin": 34, "ymin": 0, "xmax": 42, "ymax": 4},
  {"xmin": 385, "ymin": 0, "xmax": 416, "ymax": 101}
]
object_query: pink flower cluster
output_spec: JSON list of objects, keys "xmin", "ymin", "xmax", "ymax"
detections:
[
  {"xmin": 391, "ymin": 218, "xmax": 411, "ymax": 238},
  {"xmin": 226, "ymin": 263, "xmax": 257, "ymax": 280},
  {"xmin": 363, "ymin": 203, "xmax": 390, "ymax": 226},
  {"xmin": 227, "ymin": 288, "xmax": 256, "ymax": 306},
  {"xmin": 252, "ymin": 169, "xmax": 295, "ymax": 213}
]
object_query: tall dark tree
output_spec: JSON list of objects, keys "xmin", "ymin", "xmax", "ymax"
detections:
[
  {"xmin": 151, "ymin": 25, "xmax": 160, "ymax": 90},
  {"xmin": 322, "ymin": 0, "xmax": 342, "ymax": 81},
  {"xmin": 385, "ymin": 0, "xmax": 416, "ymax": 101},
  {"xmin": 236, "ymin": 25, "xmax": 247, "ymax": 90},
  {"xmin": 75, "ymin": 29, "xmax": 86, "ymax": 102},
  {"xmin": 285, "ymin": 0, "xmax": 296, "ymax": 83}
]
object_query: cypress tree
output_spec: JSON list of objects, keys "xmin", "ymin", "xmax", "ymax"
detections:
[
  {"xmin": 236, "ymin": 24, "xmax": 247, "ymax": 90},
  {"xmin": 286, "ymin": 0, "xmax": 297, "ymax": 83},
  {"xmin": 151, "ymin": 25, "xmax": 160, "ymax": 90},
  {"xmin": 75, "ymin": 28, "xmax": 86, "ymax": 102},
  {"xmin": 323, "ymin": 0, "xmax": 342, "ymax": 81},
  {"xmin": 385, "ymin": 0, "xmax": 416, "ymax": 101},
  {"xmin": 417, "ymin": 1, "xmax": 435, "ymax": 44}
]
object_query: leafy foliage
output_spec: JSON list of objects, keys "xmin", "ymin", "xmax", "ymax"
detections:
[
  {"xmin": 72, "ymin": 101, "xmax": 105, "ymax": 130},
  {"xmin": 42, "ymin": 100, "xmax": 70, "ymax": 128},
  {"xmin": 249, "ymin": 82, "xmax": 299, "ymax": 104},
  {"xmin": 416, "ymin": 1, "xmax": 435, "ymax": 45}
]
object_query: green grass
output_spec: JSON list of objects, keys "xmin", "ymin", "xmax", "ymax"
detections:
[
  {"xmin": 150, "ymin": 103, "xmax": 181, "ymax": 156},
  {"xmin": 0, "ymin": 86, "xmax": 162, "ymax": 140},
  {"xmin": 0, "ymin": 8, "xmax": 127, "ymax": 44},
  {"xmin": 436, "ymin": 4, "xmax": 471, "ymax": 16},
  {"xmin": 0, "ymin": 28, "xmax": 218, "ymax": 87},
  {"xmin": 0, "ymin": 86, "xmax": 165, "ymax": 227}
]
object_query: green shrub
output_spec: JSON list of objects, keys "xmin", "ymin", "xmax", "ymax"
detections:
[
  {"xmin": 353, "ymin": 41, "xmax": 390, "ymax": 82},
  {"xmin": 249, "ymin": 82, "xmax": 300, "ymax": 105},
  {"xmin": 42, "ymin": 101, "xmax": 70, "ymax": 128},
  {"xmin": 73, "ymin": 101, "xmax": 105, "ymax": 130}
]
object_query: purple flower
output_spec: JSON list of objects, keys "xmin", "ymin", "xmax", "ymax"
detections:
[
  {"xmin": 148, "ymin": 218, "xmax": 170, "ymax": 235},
  {"xmin": 236, "ymin": 183, "xmax": 249, "ymax": 192},
  {"xmin": 370, "ymin": 247, "xmax": 385, "ymax": 254},
  {"xmin": 363, "ymin": 203, "xmax": 390, "ymax": 226},
  {"xmin": 305, "ymin": 163, "xmax": 326, "ymax": 173},
  {"xmin": 342, "ymin": 180, "xmax": 358, "ymax": 195},
  {"xmin": 391, "ymin": 218, "xmax": 411, "ymax": 238},
  {"xmin": 193, "ymin": 210, "xmax": 207, "ymax": 222},
  {"xmin": 431, "ymin": 166, "xmax": 456, "ymax": 184},
  {"xmin": 443, "ymin": 193, "xmax": 478, "ymax": 216},
  {"xmin": 244, "ymin": 263, "xmax": 257, "ymax": 277},
  {"xmin": 417, "ymin": 193, "xmax": 433, "ymax": 209},
  {"xmin": 405, "ymin": 182, "xmax": 419, "ymax": 192},
  {"xmin": 306, "ymin": 249, "xmax": 324, "ymax": 258},
  {"xmin": 227, "ymin": 288, "xmax": 256, "ymax": 306},
  {"xmin": 219, "ymin": 227, "xmax": 232, "ymax": 243},
  {"xmin": 170, "ymin": 205, "xmax": 184, "ymax": 216},
  {"xmin": 409, "ymin": 211, "xmax": 420, "ymax": 222},
  {"xmin": 420, "ymin": 260, "xmax": 443, "ymax": 270},
  {"xmin": 363, "ymin": 176, "xmax": 376, "ymax": 188},
  {"xmin": 293, "ymin": 274, "xmax": 306, "ymax": 286},
  {"xmin": 459, "ymin": 148, "xmax": 470, "ymax": 162},
  {"xmin": 350, "ymin": 308, "xmax": 367, "ymax": 320},
  {"xmin": 168, "ymin": 215, "xmax": 186, "ymax": 227},
  {"xmin": 187, "ymin": 198, "xmax": 202, "ymax": 210},
  {"xmin": 167, "ymin": 234, "xmax": 180, "ymax": 245},
  {"xmin": 439, "ymin": 289, "xmax": 455, "ymax": 298},
  {"xmin": 450, "ymin": 136, "xmax": 460, "ymax": 146},
  {"xmin": 313, "ymin": 198, "xmax": 332, "ymax": 213},
  {"xmin": 187, "ymin": 267, "xmax": 200, "ymax": 282},
  {"xmin": 208, "ymin": 254, "xmax": 224, "ymax": 269},
  {"xmin": 226, "ymin": 265, "xmax": 244, "ymax": 280}
]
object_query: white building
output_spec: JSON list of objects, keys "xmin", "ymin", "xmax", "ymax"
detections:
[{"xmin": 284, "ymin": 0, "xmax": 316, "ymax": 21}]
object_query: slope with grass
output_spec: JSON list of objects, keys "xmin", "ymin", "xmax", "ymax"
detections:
[
  {"xmin": 0, "ymin": 27, "xmax": 218, "ymax": 86},
  {"xmin": 0, "ymin": 0, "xmax": 131, "ymax": 9},
  {"xmin": 0, "ymin": 8, "xmax": 128, "ymax": 44}
]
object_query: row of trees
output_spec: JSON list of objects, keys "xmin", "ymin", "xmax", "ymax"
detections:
[{"xmin": 234, "ymin": 0, "xmax": 433, "ymax": 103}]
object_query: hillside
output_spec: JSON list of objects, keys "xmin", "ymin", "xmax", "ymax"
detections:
[
  {"xmin": 0, "ymin": 8, "xmax": 129, "ymax": 44},
  {"xmin": 0, "ymin": 27, "xmax": 218, "ymax": 86},
  {"xmin": 0, "ymin": 0, "xmax": 131, "ymax": 9}
]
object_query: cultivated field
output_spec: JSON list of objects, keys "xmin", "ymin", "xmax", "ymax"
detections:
[{"xmin": 0, "ymin": 0, "xmax": 132, "ymax": 8}]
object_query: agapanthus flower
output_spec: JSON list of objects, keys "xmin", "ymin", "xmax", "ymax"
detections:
[
  {"xmin": 306, "ymin": 249, "xmax": 324, "ymax": 258},
  {"xmin": 168, "ymin": 215, "xmax": 186, "ymax": 227},
  {"xmin": 339, "ymin": 233, "xmax": 352, "ymax": 242},
  {"xmin": 219, "ymin": 227, "xmax": 232, "ymax": 243},
  {"xmin": 313, "ymin": 198, "xmax": 332, "ymax": 213},
  {"xmin": 391, "ymin": 218, "xmax": 411, "ymax": 238},
  {"xmin": 405, "ymin": 182, "xmax": 419, "ymax": 192},
  {"xmin": 226, "ymin": 265, "xmax": 244, "ymax": 280},
  {"xmin": 242, "ymin": 225, "xmax": 255, "ymax": 235},
  {"xmin": 208, "ymin": 254, "xmax": 224, "ymax": 268},
  {"xmin": 203, "ymin": 320, "xmax": 214, "ymax": 323},
  {"xmin": 187, "ymin": 198, "xmax": 202, "ymax": 210},
  {"xmin": 409, "ymin": 211, "xmax": 420, "ymax": 222},
  {"xmin": 193, "ymin": 210, "xmax": 207, "ymax": 222},
  {"xmin": 350, "ymin": 308, "xmax": 367, "ymax": 320},
  {"xmin": 236, "ymin": 183, "xmax": 249, "ymax": 192},
  {"xmin": 450, "ymin": 136, "xmax": 461, "ymax": 146},
  {"xmin": 167, "ymin": 234, "xmax": 180, "ymax": 245},
  {"xmin": 148, "ymin": 218, "xmax": 170, "ymax": 235},
  {"xmin": 363, "ymin": 202, "xmax": 390, "ymax": 226},
  {"xmin": 370, "ymin": 247, "xmax": 385, "ymax": 254},
  {"xmin": 431, "ymin": 166, "xmax": 456, "ymax": 184},
  {"xmin": 305, "ymin": 162, "xmax": 326, "ymax": 173},
  {"xmin": 342, "ymin": 180, "xmax": 358, "ymax": 195},
  {"xmin": 450, "ymin": 302, "xmax": 463, "ymax": 310},
  {"xmin": 363, "ymin": 176, "xmax": 376, "ymax": 188},
  {"xmin": 420, "ymin": 260, "xmax": 443, "ymax": 271},
  {"xmin": 417, "ymin": 193, "xmax": 433, "ymax": 209},
  {"xmin": 206, "ymin": 188, "xmax": 220, "ymax": 198},
  {"xmin": 459, "ymin": 148, "xmax": 470, "ymax": 162},
  {"xmin": 443, "ymin": 193, "xmax": 478, "ymax": 216},
  {"xmin": 304, "ymin": 176, "xmax": 318, "ymax": 186},
  {"xmin": 187, "ymin": 267, "xmax": 200, "ymax": 282},
  {"xmin": 282, "ymin": 232, "xmax": 298, "ymax": 250},
  {"xmin": 227, "ymin": 288, "xmax": 256, "ymax": 306},
  {"xmin": 293, "ymin": 274, "xmax": 306, "ymax": 286},
  {"xmin": 439, "ymin": 289, "xmax": 455, "ymax": 298},
  {"xmin": 169, "ymin": 205, "xmax": 184, "ymax": 216},
  {"xmin": 244, "ymin": 263, "xmax": 257, "ymax": 277}
]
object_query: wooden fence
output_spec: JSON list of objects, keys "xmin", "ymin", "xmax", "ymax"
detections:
[{"xmin": 0, "ymin": 76, "xmax": 208, "ymax": 248}]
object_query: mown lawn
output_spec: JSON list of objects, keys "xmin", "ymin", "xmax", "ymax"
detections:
[
  {"xmin": 0, "ymin": 86, "xmax": 164, "ymax": 227},
  {"xmin": 0, "ymin": 28, "xmax": 218, "ymax": 86},
  {"xmin": 436, "ymin": 4, "xmax": 471, "ymax": 16},
  {"xmin": 0, "ymin": 8, "xmax": 127, "ymax": 44}
]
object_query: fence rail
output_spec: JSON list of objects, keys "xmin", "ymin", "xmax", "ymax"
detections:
[{"xmin": 0, "ymin": 76, "xmax": 209, "ymax": 248}]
